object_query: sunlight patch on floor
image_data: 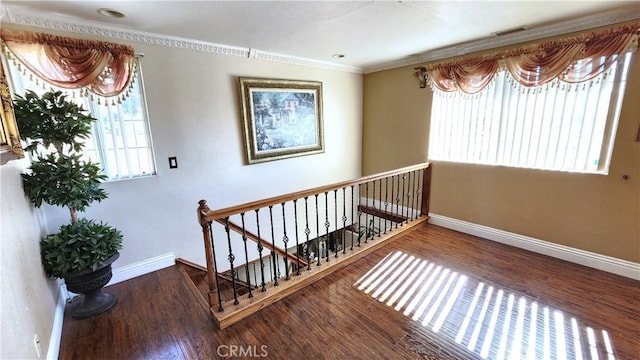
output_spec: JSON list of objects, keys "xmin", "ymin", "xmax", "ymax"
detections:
[{"xmin": 354, "ymin": 250, "xmax": 617, "ymax": 360}]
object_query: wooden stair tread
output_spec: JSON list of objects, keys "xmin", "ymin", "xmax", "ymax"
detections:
[{"xmin": 176, "ymin": 259, "xmax": 251, "ymax": 304}]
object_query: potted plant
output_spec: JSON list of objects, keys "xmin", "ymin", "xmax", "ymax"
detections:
[
  {"xmin": 358, "ymin": 218, "xmax": 380, "ymax": 242},
  {"xmin": 14, "ymin": 90, "xmax": 123, "ymax": 319}
]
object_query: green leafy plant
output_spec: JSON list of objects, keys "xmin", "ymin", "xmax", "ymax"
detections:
[
  {"xmin": 14, "ymin": 90, "xmax": 123, "ymax": 278},
  {"xmin": 40, "ymin": 219, "xmax": 123, "ymax": 278},
  {"xmin": 13, "ymin": 90, "xmax": 94, "ymax": 155},
  {"xmin": 358, "ymin": 218, "xmax": 380, "ymax": 241}
]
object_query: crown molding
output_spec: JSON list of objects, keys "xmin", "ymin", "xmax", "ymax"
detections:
[
  {"xmin": 364, "ymin": 5, "xmax": 640, "ymax": 74},
  {"xmin": 2, "ymin": 4, "xmax": 636, "ymax": 76},
  {"xmin": 252, "ymin": 49, "xmax": 362, "ymax": 73},
  {"xmin": 0, "ymin": 8, "xmax": 363, "ymax": 74}
]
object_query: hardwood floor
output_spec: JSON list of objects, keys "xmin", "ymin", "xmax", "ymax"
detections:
[{"xmin": 59, "ymin": 223, "xmax": 640, "ymax": 359}]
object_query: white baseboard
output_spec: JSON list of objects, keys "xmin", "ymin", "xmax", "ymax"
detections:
[
  {"xmin": 429, "ymin": 214, "xmax": 640, "ymax": 280},
  {"xmin": 46, "ymin": 281, "xmax": 66, "ymax": 360},
  {"xmin": 48, "ymin": 252, "xmax": 176, "ymax": 358},
  {"xmin": 108, "ymin": 252, "xmax": 176, "ymax": 286}
]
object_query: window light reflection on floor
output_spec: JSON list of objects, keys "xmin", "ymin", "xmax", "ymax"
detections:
[{"xmin": 354, "ymin": 250, "xmax": 617, "ymax": 360}]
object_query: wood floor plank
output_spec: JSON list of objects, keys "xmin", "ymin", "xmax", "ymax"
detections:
[{"xmin": 59, "ymin": 223, "xmax": 640, "ymax": 359}]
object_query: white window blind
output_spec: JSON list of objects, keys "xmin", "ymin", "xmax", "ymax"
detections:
[{"xmin": 428, "ymin": 52, "xmax": 633, "ymax": 174}]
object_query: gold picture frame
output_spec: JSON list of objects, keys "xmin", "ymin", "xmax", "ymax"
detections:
[
  {"xmin": 239, "ymin": 77, "xmax": 324, "ymax": 164},
  {"xmin": 0, "ymin": 59, "xmax": 23, "ymax": 165}
]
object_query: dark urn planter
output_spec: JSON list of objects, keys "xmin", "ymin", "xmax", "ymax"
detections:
[{"xmin": 64, "ymin": 253, "xmax": 119, "ymax": 319}]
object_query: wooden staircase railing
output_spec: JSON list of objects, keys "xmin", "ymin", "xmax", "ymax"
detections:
[
  {"xmin": 197, "ymin": 162, "xmax": 431, "ymax": 329},
  {"xmin": 214, "ymin": 219, "xmax": 308, "ymax": 268}
]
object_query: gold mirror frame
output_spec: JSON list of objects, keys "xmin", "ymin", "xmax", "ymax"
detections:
[{"xmin": 0, "ymin": 59, "xmax": 23, "ymax": 164}]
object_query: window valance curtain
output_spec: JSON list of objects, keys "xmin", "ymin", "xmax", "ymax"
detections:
[
  {"xmin": 1, "ymin": 29, "xmax": 136, "ymax": 98},
  {"xmin": 421, "ymin": 23, "xmax": 639, "ymax": 94}
]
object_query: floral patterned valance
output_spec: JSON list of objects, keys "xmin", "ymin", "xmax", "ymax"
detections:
[
  {"xmin": 1, "ymin": 29, "xmax": 136, "ymax": 97},
  {"xmin": 416, "ymin": 23, "xmax": 639, "ymax": 94}
]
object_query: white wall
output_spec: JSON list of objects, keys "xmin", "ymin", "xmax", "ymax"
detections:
[
  {"xmin": 0, "ymin": 159, "xmax": 59, "ymax": 359},
  {"xmin": 1, "ymin": 25, "xmax": 361, "ymax": 358},
  {"xmin": 36, "ymin": 36, "xmax": 363, "ymax": 270}
]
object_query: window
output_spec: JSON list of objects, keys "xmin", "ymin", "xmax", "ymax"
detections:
[
  {"xmin": 428, "ymin": 52, "xmax": 633, "ymax": 174},
  {"xmin": 81, "ymin": 67, "xmax": 155, "ymax": 180},
  {"xmin": 3, "ymin": 56, "xmax": 156, "ymax": 181}
]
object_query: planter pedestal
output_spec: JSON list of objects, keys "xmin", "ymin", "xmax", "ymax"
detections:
[
  {"xmin": 64, "ymin": 254, "xmax": 119, "ymax": 320},
  {"xmin": 68, "ymin": 289, "xmax": 117, "ymax": 320}
]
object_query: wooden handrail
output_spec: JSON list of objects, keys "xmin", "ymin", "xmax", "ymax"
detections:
[
  {"xmin": 217, "ymin": 272, "xmax": 255, "ymax": 290},
  {"xmin": 358, "ymin": 205, "xmax": 408, "ymax": 223},
  {"xmin": 199, "ymin": 162, "xmax": 430, "ymax": 222},
  {"xmin": 196, "ymin": 163, "xmax": 432, "ymax": 328},
  {"xmin": 215, "ymin": 219, "xmax": 309, "ymax": 268}
]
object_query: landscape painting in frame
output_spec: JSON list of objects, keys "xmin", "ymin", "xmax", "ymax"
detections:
[{"xmin": 240, "ymin": 77, "xmax": 324, "ymax": 164}]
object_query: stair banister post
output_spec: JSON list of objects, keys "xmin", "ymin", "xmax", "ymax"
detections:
[
  {"xmin": 198, "ymin": 200, "xmax": 223, "ymax": 313},
  {"xmin": 420, "ymin": 164, "xmax": 432, "ymax": 217}
]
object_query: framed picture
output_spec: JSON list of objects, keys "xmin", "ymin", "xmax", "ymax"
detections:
[
  {"xmin": 239, "ymin": 77, "xmax": 324, "ymax": 164},
  {"xmin": 0, "ymin": 61, "xmax": 24, "ymax": 165}
]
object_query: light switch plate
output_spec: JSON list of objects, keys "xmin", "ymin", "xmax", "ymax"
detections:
[{"xmin": 168, "ymin": 157, "xmax": 178, "ymax": 169}]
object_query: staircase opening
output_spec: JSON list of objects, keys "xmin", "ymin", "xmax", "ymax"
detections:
[{"xmin": 196, "ymin": 163, "xmax": 432, "ymax": 329}]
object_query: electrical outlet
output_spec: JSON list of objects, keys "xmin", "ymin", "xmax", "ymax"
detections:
[{"xmin": 33, "ymin": 334, "xmax": 41, "ymax": 358}]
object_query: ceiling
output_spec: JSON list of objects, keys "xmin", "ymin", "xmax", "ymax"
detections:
[{"xmin": 1, "ymin": 1, "xmax": 639, "ymax": 73}]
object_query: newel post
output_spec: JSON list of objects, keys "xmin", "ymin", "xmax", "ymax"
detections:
[
  {"xmin": 198, "ymin": 200, "xmax": 223, "ymax": 313},
  {"xmin": 421, "ymin": 164, "xmax": 432, "ymax": 217}
]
